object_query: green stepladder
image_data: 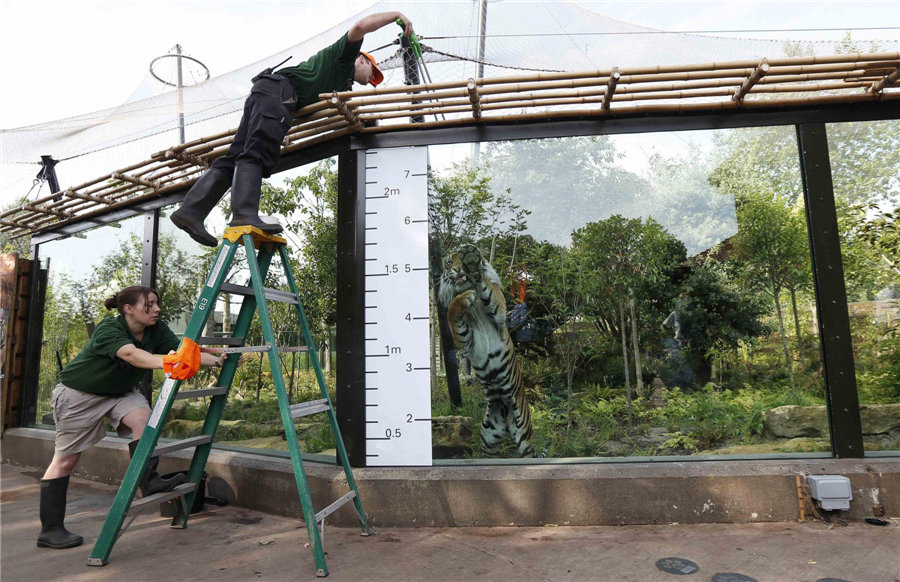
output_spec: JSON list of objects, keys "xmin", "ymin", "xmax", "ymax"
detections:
[{"xmin": 88, "ymin": 226, "xmax": 369, "ymax": 577}]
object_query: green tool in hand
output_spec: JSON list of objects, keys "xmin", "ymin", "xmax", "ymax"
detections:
[
  {"xmin": 395, "ymin": 18, "xmax": 444, "ymax": 121},
  {"xmin": 396, "ymin": 18, "xmax": 422, "ymax": 59}
]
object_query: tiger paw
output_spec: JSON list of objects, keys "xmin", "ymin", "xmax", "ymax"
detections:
[
  {"xmin": 457, "ymin": 244, "xmax": 483, "ymax": 284},
  {"xmin": 457, "ymin": 288, "xmax": 477, "ymax": 308}
]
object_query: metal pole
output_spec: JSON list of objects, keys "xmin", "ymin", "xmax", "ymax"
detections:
[
  {"xmin": 472, "ymin": 0, "xmax": 488, "ymax": 163},
  {"xmin": 475, "ymin": 0, "xmax": 487, "ymax": 81},
  {"xmin": 139, "ymin": 209, "xmax": 160, "ymax": 404},
  {"xmin": 401, "ymin": 36, "xmax": 424, "ymax": 124},
  {"xmin": 176, "ymin": 44, "xmax": 186, "ymax": 145},
  {"xmin": 20, "ymin": 244, "xmax": 47, "ymax": 427},
  {"xmin": 336, "ymin": 150, "xmax": 367, "ymax": 467},
  {"xmin": 796, "ymin": 123, "xmax": 864, "ymax": 459}
]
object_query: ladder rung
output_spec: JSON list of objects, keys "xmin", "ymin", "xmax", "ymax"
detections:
[
  {"xmin": 278, "ymin": 346, "xmax": 309, "ymax": 353},
  {"xmin": 289, "ymin": 399, "xmax": 331, "ymax": 418},
  {"xmin": 174, "ymin": 387, "xmax": 228, "ymax": 400},
  {"xmin": 152, "ymin": 435, "xmax": 213, "ymax": 457},
  {"xmin": 203, "ymin": 345, "xmax": 272, "ymax": 354},
  {"xmin": 198, "ymin": 337, "xmax": 243, "ymax": 346},
  {"xmin": 219, "ymin": 282, "xmax": 299, "ymax": 305},
  {"xmin": 315, "ymin": 491, "xmax": 357, "ymax": 523},
  {"xmin": 130, "ymin": 483, "xmax": 197, "ymax": 511}
]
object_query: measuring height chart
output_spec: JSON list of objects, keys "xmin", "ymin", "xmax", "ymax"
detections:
[{"xmin": 364, "ymin": 147, "xmax": 432, "ymax": 466}]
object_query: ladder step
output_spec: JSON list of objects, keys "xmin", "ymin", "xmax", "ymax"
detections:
[
  {"xmin": 289, "ymin": 399, "xmax": 331, "ymax": 418},
  {"xmin": 278, "ymin": 346, "xmax": 309, "ymax": 353},
  {"xmin": 219, "ymin": 282, "xmax": 299, "ymax": 305},
  {"xmin": 203, "ymin": 345, "xmax": 272, "ymax": 354},
  {"xmin": 174, "ymin": 387, "xmax": 228, "ymax": 400},
  {"xmin": 197, "ymin": 337, "xmax": 244, "ymax": 346},
  {"xmin": 315, "ymin": 491, "xmax": 357, "ymax": 523},
  {"xmin": 130, "ymin": 483, "xmax": 197, "ymax": 511},
  {"xmin": 152, "ymin": 435, "xmax": 213, "ymax": 457},
  {"xmin": 198, "ymin": 337, "xmax": 244, "ymax": 347}
]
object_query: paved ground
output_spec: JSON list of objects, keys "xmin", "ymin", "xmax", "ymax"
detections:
[{"xmin": 2, "ymin": 464, "xmax": 898, "ymax": 582}]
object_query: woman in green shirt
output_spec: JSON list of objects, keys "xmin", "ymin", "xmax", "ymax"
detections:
[{"xmin": 38, "ymin": 286, "xmax": 227, "ymax": 549}]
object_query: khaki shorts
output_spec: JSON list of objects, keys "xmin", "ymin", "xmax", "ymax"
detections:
[{"xmin": 51, "ymin": 382, "xmax": 149, "ymax": 456}]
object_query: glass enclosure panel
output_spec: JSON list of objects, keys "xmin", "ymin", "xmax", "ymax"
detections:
[
  {"xmin": 426, "ymin": 127, "xmax": 829, "ymax": 460},
  {"xmin": 35, "ymin": 216, "xmax": 144, "ymax": 423},
  {"xmin": 156, "ymin": 161, "xmax": 338, "ymax": 455},
  {"xmin": 826, "ymin": 120, "xmax": 900, "ymax": 455}
]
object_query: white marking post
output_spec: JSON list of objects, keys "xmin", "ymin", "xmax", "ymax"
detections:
[{"xmin": 364, "ymin": 147, "xmax": 432, "ymax": 466}]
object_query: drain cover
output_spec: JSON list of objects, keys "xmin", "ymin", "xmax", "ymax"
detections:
[
  {"xmin": 816, "ymin": 579, "xmax": 851, "ymax": 582},
  {"xmin": 712, "ymin": 574, "xmax": 757, "ymax": 582},
  {"xmin": 656, "ymin": 557, "xmax": 700, "ymax": 575}
]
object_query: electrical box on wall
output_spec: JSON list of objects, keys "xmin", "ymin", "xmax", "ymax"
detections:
[{"xmin": 808, "ymin": 475, "xmax": 853, "ymax": 511}]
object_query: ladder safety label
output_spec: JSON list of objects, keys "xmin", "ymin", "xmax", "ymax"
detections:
[
  {"xmin": 364, "ymin": 147, "xmax": 432, "ymax": 466},
  {"xmin": 206, "ymin": 247, "xmax": 229, "ymax": 288},
  {"xmin": 148, "ymin": 377, "xmax": 175, "ymax": 429}
]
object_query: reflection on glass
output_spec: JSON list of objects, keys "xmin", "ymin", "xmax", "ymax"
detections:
[
  {"xmin": 428, "ymin": 128, "xmax": 830, "ymax": 460},
  {"xmin": 36, "ymin": 216, "xmax": 145, "ymax": 423},
  {"xmin": 156, "ymin": 162, "xmax": 339, "ymax": 455},
  {"xmin": 826, "ymin": 120, "xmax": 900, "ymax": 454}
]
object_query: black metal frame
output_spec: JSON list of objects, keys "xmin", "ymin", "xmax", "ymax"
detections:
[
  {"xmin": 23, "ymin": 99, "xmax": 900, "ymax": 464},
  {"xmin": 20, "ymin": 243, "xmax": 47, "ymax": 427},
  {"xmin": 138, "ymin": 209, "xmax": 161, "ymax": 403},
  {"xmin": 335, "ymin": 150, "xmax": 368, "ymax": 467},
  {"xmin": 797, "ymin": 124, "xmax": 865, "ymax": 458}
]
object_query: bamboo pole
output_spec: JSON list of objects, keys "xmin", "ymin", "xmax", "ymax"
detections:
[
  {"xmin": 111, "ymin": 171, "xmax": 160, "ymax": 190},
  {"xmin": 602, "ymin": 69, "xmax": 620, "ymax": 110},
  {"xmin": 467, "ymin": 79, "xmax": 482, "ymax": 119},
  {"xmin": 734, "ymin": 59, "xmax": 769, "ymax": 102},
  {"xmin": 64, "ymin": 190, "xmax": 115, "ymax": 205},
  {"xmin": 869, "ymin": 67, "xmax": 900, "ymax": 93},
  {"xmin": 5, "ymin": 52, "xmax": 900, "ymax": 236},
  {"xmin": 0, "ymin": 156, "xmax": 158, "ymax": 218},
  {"xmin": 330, "ymin": 93, "xmax": 360, "ymax": 126},
  {"xmin": 327, "ymin": 51, "xmax": 900, "ymax": 101},
  {"xmin": 8, "ymin": 164, "xmax": 208, "ymax": 236}
]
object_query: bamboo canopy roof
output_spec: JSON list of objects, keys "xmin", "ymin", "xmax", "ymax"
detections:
[{"xmin": 2, "ymin": 51, "xmax": 898, "ymax": 239}]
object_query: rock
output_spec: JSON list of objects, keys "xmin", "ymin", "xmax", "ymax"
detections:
[
  {"xmin": 859, "ymin": 404, "xmax": 900, "ymax": 435},
  {"xmin": 225, "ymin": 437, "xmax": 290, "ymax": 451},
  {"xmin": 161, "ymin": 419, "xmax": 204, "ymax": 439},
  {"xmin": 763, "ymin": 403, "xmax": 900, "ymax": 439},
  {"xmin": 601, "ymin": 440, "xmax": 631, "ymax": 456},
  {"xmin": 40, "ymin": 413, "xmax": 55, "ymax": 425},
  {"xmin": 432, "ymin": 416, "xmax": 474, "ymax": 458},
  {"xmin": 650, "ymin": 378, "xmax": 666, "ymax": 408},
  {"xmin": 638, "ymin": 427, "xmax": 670, "ymax": 446},
  {"xmin": 763, "ymin": 406, "xmax": 828, "ymax": 438},
  {"xmin": 704, "ymin": 438, "xmax": 882, "ymax": 455}
]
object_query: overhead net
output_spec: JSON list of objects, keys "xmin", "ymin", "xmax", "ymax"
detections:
[{"xmin": 2, "ymin": 0, "xmax": 897, "ymax": 200}]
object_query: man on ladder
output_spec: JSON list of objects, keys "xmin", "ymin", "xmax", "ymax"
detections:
[{"xmin": 171, "ymin": 11, "xmax": 414, "ymax": 247}]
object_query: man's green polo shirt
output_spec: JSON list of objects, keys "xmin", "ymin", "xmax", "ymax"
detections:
[
  {"xmin": 60, "ymin": 316, "xmax": 181, "ymax": 396},
  {"xmin": 276, "ymin": 32, "xmax": 364, "ymax": 110}
]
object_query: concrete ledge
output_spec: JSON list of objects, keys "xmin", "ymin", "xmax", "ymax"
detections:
[{"xmin": 3, "ymin": 427, "xmax": 898, "ymax": 527}]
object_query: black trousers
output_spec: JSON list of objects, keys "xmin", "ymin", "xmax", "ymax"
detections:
[{"xmin": 210, "ymin": 73, "xmax": 297, "ymax": 179}]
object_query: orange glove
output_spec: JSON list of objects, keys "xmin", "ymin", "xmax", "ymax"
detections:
[{"xmin": 162, "ymin": 338, "xmax": 201, "ymax": 380}]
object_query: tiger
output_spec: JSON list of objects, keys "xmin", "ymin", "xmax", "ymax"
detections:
[{"xmin": 438, "ymin": 244, "xmax": 535, "ymax": 457}]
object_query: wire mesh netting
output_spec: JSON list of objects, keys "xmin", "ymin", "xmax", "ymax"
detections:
[{"xmin": 1, "ymin": 0, "xmax": 897, "ymax": 202}]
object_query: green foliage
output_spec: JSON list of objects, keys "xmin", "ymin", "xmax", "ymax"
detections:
[{"xmin": 674, "ymin": 262, "xmax": 769, "ymax": 384}]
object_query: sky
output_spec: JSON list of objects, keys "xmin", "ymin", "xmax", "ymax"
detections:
[{"xmin": 0, "ymin": 0, "xmax": 898, "ymax": 209}]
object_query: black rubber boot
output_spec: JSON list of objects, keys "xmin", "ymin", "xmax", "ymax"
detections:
[
  {"xmin": 229, "ymin": 164, "xmax": 283, "ymax": 234},
  {"xmin": 37, "ymin": 476, "xmax": 83, "ymax": 549},
  {"xmin": 128, "ymin": 440, "xmax": 186, "ymax": 497},
  {"xmin": 170, "ymin": 168, "xmax": 232, "ymax": 247}
]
